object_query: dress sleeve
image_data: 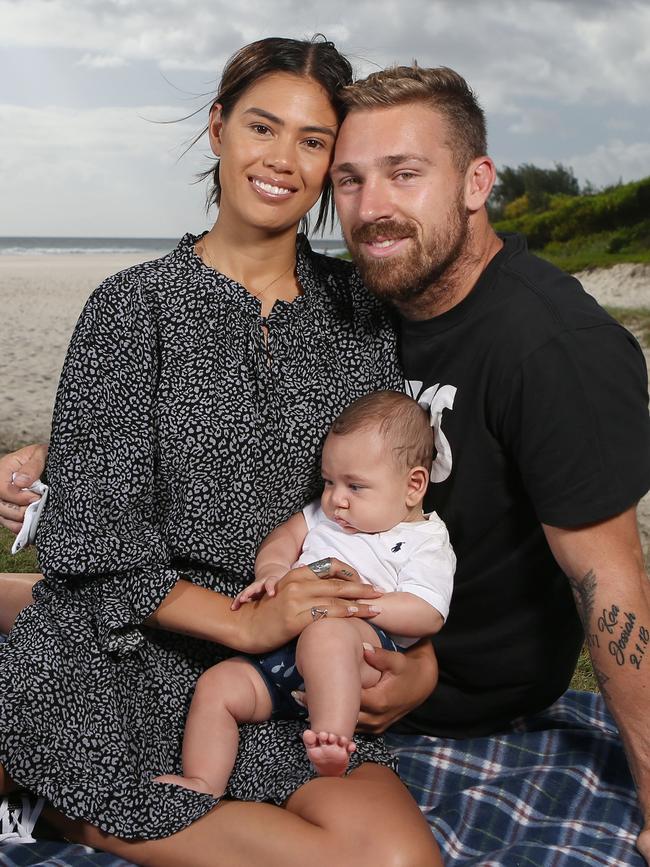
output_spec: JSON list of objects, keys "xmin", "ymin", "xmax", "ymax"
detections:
[
  {"xmin": 36, "ymin": 271, "xmax": 182, "ymax": 657},
  {"xmin": 497, "ymin": 322, "xmax": 650, "ymax": 526}
]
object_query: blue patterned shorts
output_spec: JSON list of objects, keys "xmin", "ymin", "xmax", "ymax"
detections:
[{"xmin": 248, "ymin": 622, "xmax": 404, "ymax": 719}]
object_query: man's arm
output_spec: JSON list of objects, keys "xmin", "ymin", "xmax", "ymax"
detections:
[
  {"xmin": 357, "ymin": 638, "xmax": 439, "ymax": 733},
  {"xmin": 543, "ymin": 506, "xmax": 650, "ymax": 857}
]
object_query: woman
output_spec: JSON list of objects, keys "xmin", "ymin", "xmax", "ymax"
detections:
[{"xmin": 0, "ymin": 37, "xmax": 441, "ymax": 866}]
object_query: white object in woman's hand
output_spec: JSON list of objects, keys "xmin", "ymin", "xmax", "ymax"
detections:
[
  {"xmin": 10, "ymin": 478, "xmax": 49, "ymax": 554},
  {"xmin": 0, "ymin": 444, "xmax": 48, "ymax": 534}
]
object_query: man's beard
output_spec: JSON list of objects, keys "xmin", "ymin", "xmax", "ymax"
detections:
[{"xmin": 345, "ymin": 194, "xmax": 470, "ymax": 307}]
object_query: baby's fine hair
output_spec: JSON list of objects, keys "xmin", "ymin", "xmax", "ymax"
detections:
[{"xmin": 330, "ymin": 391, "xmax": 433, "ymax": 469}]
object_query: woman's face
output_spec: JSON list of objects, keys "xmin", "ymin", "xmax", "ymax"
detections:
[{"xmin": 210, "ymin": 72, "xmax": 339, "ymax": 235}]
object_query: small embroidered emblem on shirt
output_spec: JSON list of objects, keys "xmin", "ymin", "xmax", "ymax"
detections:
[{"xmin": 391, "ymin": 542, "xmax": 404, "ymax": 553}]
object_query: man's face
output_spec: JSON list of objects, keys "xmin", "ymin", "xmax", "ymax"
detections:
[{"xmin": 332, "ymin": 103, "xmax": 469, "ymax": 305}]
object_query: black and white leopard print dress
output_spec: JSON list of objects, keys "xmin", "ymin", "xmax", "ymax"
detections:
[{"xmin": 0, "ymin": 233, "xmax": 403, "ymax": 839}]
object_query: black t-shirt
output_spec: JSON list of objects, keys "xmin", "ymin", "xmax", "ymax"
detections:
[{"xmin": 396, "ymin": 233, "xmax": 650, "ymax": 737}]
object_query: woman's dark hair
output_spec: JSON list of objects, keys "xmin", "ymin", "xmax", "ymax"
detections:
[{"xmin": 200, "ymin": 36, "xmax": 353, "ymax": 234}]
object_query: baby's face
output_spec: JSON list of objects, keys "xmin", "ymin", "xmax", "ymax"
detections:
[{"xmin": 320, "ymin": 427, "xmax": 416, "ymax": 534}]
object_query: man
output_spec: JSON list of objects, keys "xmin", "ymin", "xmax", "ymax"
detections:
[{"xmin": 331, "ymin": 65, "xmax": 650, "ymax": 863}]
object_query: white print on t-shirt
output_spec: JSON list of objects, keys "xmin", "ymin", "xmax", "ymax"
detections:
[{"xmin": 406, "ymin": 380, "xmax": 457, "ymax": 484}]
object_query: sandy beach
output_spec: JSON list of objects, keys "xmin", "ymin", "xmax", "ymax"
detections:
[
  {"xmin": 0, "ymin": 252, "xmax": 162, "ymax": 452},
  {"xmin": 1, "ymin": 253, "xmax": 649, "ymax": 559}
]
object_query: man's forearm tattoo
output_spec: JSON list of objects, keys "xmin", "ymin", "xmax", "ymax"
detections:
[
  {"xmin": 570, "ymin": 568, "xmax": 649, "ymax": 674},
  {"xmin": 569, "ymin": 568, "xmax": 597, "ymax": 644},
  {"xmin": 592, "ymin": 663, "xmax": 612, "ymax": 701}
]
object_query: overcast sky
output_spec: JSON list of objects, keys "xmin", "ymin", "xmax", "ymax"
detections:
[{"xmin": 2, "ymin": 0, "xmax": 649, "ymax": 238}]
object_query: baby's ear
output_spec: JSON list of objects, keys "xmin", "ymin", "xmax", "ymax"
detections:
[{"xmin": 406, "ymin": 466, "xmax": 429, "ymax": 505}]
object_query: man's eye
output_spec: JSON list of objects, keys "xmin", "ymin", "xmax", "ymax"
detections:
[
  {"xmin": 304, "ymin": 138, "xmax": 325, "ymax": 149},
  {"xmin": 252, "ymin": 124, "xmax": 271, "ymax": 135}
]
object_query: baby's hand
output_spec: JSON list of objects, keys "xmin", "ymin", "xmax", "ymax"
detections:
[{"xmin": 231, "ymin": 576, "xmax": 283, "ymax": 610}]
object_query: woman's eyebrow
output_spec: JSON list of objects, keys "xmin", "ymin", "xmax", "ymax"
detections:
[{"xmin": 243, "ymin": 107, "xmax": 336, "ymax": 138}]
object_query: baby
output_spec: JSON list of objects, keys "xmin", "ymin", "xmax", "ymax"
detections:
[{"xmin": 155, "ymin": 390, "xmax": 455, "ymax": 793}]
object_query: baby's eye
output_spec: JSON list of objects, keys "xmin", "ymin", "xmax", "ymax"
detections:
[
  {"xmin": 349, "ymin": 484, "xmax": 363, "ymax": 492},
  {"xmin": 322, "ymin": 478, "xmax": 333, "ymax": 487}
]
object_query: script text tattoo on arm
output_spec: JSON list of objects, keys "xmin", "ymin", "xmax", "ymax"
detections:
[
  {"xmin": 572, "ymin": 568, "xmax": 650, "ymax": 670},
  {"xmin": 570, "ymin": 568, "xmax": 650, "ymax": 698}
]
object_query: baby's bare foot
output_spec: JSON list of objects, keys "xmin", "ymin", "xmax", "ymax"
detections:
[
  {"xmin": 302, "ymin": 729, "xmax": 356, "ymax": 776},
  {"xmin": 153, "ymin": 773, "xmax": 222, "ymax": 796}
]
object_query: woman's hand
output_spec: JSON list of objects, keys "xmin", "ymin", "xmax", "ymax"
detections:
[
  {"xmin": 0, "ymin": 444, "xmax": 48, "ymax": 534},
  {"xmin": 231, "ymin": 559, "xmax": 383, "ymax": 654},
  {"xmin": 356, "ymin": 638, "xmax": 438, "ymax": 733}
]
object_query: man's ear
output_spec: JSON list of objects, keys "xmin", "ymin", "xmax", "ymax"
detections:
[
  {"xmin": 464, "ymin": 155, "xmax": 497, "ymax": 212},
  {"xmin": 406, "ymin": 466, "xmax": 429, "ymax": 506},
  {"xmin": 208, "ymin": 104, "xmax": 224, "ymax": 157}
]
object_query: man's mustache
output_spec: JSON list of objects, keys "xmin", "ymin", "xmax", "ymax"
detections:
[{"xmin": 350, "ymin": 220, "xmax": 417, "ymax": 245}]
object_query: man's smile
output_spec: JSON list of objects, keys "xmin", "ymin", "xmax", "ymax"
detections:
[{"xmin": 362, "ymin": 236, "xmax": 411, "ymax": 258}]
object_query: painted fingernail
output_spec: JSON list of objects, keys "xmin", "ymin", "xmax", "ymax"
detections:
[
  {"xmin": 362, "ymin": 642, "xmax": 375, "ymax": 653},
  {"xmin": 347, "ymin": 605, "xmax": 359, "ymax": 614},
  {"xmin": 13, "ymin": 473, "xmax": 31, "ymax": 486},
  {"xmin": 369, "ymin": 606, "xmax": 382, "ymax": 613}
]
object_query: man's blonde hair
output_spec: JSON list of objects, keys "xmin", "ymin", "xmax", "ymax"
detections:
[
  {"xmin": 330, "ymin": 391, "xmax": 433, "ymax": 470},
  {"xmin": 341, "ymin": 65, "xmax": 486, "ymax": 171}
]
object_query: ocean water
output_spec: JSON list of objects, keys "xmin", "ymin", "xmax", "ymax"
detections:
[{"xmin": 0, "ymin": 236, "xmax": 347, "ymax": 256}]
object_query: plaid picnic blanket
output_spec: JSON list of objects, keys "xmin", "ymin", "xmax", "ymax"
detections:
[{"xmin": 0, "ymin": 684, "xmax": 643, "ymax": 867}]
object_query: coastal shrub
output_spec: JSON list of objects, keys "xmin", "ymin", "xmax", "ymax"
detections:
[
  {"xmin": 492, "ymin": 162, "xmax": 580, "ymax": 217},
  {"xmin": 494, "ymin": 176, "xmax": 650, "ymax": 248}
]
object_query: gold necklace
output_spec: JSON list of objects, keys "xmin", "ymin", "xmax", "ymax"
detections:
[{"xmin": 199, "ymin": 238, "xmax": 296, "ymax": 301}]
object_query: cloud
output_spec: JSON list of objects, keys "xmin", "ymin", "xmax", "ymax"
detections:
[
  {"xmin": 0, "ymin": 102, "xmax": 210, "ymax": 235},
  {"xmin": 568, "ymin": 139, "xmax": 650, "ymax": 187},
  {"xmin": 1, "ymin": 0, "xmax": 649, "ymax": 108},
  {"xmin": 77, "ymin": 53, "xmax": 129, "ymax": 68}
]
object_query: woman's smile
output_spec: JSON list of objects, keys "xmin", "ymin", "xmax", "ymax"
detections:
[{"xmin": 249, "ymin": 175, "xmax": 298, "ymax": 200}]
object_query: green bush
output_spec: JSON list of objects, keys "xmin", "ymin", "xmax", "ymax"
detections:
[{"xmin": 494, "ymin": 176, "xmax": 650, "ymax": 249}]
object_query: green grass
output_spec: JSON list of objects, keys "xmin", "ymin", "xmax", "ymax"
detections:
[
  {"xmin": 570, "ymin": 645, "xmax": 598, "ymax": 692},
  {"xmin": 538, "ymin": 238, "xmax": 650, "ymax": 273},
  {"xmin": 0, "ymin": 527, "xmax": 39, "ymax": 573}
]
